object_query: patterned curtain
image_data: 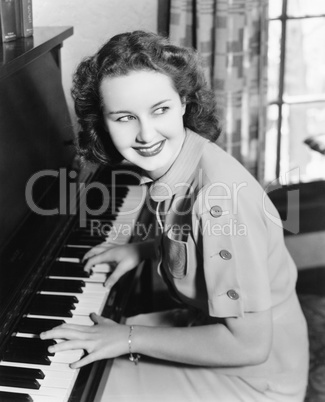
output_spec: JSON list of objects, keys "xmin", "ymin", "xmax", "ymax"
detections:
[{"xmin": 169, "ymin": 0, "xmax": 268, "ymax": 181}]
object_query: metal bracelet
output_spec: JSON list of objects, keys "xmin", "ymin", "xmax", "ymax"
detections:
[{"xmin": 128, "ymin": 325, "xmax": 140, "ymax": 365}]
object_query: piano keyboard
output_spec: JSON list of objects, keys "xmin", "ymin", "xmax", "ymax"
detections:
[{"xmin": 0, "ymin": 185, "xmax": 145, "ymax": 402}]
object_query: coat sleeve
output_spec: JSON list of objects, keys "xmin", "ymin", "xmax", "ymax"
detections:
[{"xmin": 193, "ymin": 182, "xmax": 273, "ymax": 318}]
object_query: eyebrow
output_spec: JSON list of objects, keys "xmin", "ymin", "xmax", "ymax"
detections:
[{"xmin": 107, "ymin": 99, "xmax": 171, "ymax": 115}]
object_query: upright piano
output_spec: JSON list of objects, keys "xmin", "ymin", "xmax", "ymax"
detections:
[{"xmin": 0, "ymin": 27, "xmax": 148, "ymax": 402}]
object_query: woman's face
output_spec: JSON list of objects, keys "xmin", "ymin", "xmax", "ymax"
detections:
[{"xmin": 100, "ymin": 70, "xmax": 186, "ymax": 179}]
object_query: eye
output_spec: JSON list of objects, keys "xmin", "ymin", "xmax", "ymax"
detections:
[
  {"xmin": 117, "ymin": 115, "xmax": 136, "ymax": 122},
  {"xmin": 154, "ymin": 107, "xmax": 169, "ymax": 115}
]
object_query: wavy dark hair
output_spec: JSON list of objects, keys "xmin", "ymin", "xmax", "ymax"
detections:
[{"xmin": 72, "ymin": 30, "xmax": 221, "ymax": 165}]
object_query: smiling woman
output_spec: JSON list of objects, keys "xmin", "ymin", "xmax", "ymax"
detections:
[{"xmin": 40, "ymin": 31, "xmax": 309, "ymax": 402}]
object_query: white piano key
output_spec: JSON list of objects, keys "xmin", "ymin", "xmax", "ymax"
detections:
[
  {"xmin": 74, "ymin": 296, "xmax": 105, "ymax": 308},
  {"xmin": 73, "ymin": 303, "xmax": 104, "ymax": 314},
  {"xmin": 49, "ymin": 350, "xmax": 84, "ymax": 364},
  {"xmin": 38, "ymin": 368, "xmax": 76, "ymax": 380},
  {"xmin": 48, "ymin": 273, "xmax": 107, "ymax": 283},
  {"xmin": 40, "ymin": 290, "xmax": 107, "ymax": 299},
  {"xmin": 38, "ymin": 376, "xmax": 72, "ymax": 389},
  {"xmin": 27, "ymin": 395, "xmax": 65, "ymax": 402},
  {"xmin": 73, "ymin": 304, "xmax": 102, "ymax": 316},
  {"xmin": 57, "ymin": 257, "xmax": 81, "ymax": 263},
  {"xmin": 15, "ymin": 332, "xmax": 37, "ymax": 338},
  {"xmin": 92, "ymin": 263, "xmax": 112, "ymax": 273},
  {"xmin": 0, "ymin": 361, "xmax": 77, "ymax": 374},
  {"xmin": 82, "ymin": 282, "xmax": 108, "ymax": 292},
  {"xmin": 0, "ymin": 385, "xmax": 68, "ymax": 398}
]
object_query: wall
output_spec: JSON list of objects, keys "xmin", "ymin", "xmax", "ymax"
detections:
[{"xmin": 33, "ymin": 0, "xmax": 159, "ymax": 128}]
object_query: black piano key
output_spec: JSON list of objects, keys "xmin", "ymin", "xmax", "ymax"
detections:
[
  {"xmin": 2, "ymin": 350, "xmax": 52, "ymax": 365},
  {"xmin": 31, "ymin": 298, "xmax": 76, "ymax": 310},
  {"xmin": 0, "ymin": 377, "xmax": 40, "ymax": 390},
  {"xmin": 59, "ymin": 246, "xmax": 90, "ymax": 260},
  {"xmin": 4, "ymin": 338, "xmax": 54, "ymax": 366},
  {"xmin": 28, "ymin": 303, "xmax": 73, "ymax": 317},
  {"xmin": 0, "ymin": 391, "xmax": 33, "ymax": 402},
  {"xmin": 28, "ymin": 295, "xmax": 76, "ymax": 317},
  {"xmin": 18, "ymin": 317, "xmax": 65, "ymax": 334},
  {"xmin": 33, "ymin": 294, "xmax": 79, "ymax": 304},
  {"xmin": 49, "ymin": 262, "xmax": 89, "ymax": 278},
  {"xmin": 0, "ymin": 365, "xmax": 45, "ymax": 380},
  {"xmin": 41, "ymin": 278, "xmax": 85, "ymax": 293},
  {"xmin": 8, "ymin": 337, "xmax": 56, "ymax": 352}
]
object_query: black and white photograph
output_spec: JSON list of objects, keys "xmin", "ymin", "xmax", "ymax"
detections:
[{"xmin": 0, "ymin": 1, "xmax": 324, "ymax": 401}]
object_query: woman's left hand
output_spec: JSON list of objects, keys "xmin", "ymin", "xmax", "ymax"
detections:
[{"xmin": 40, "ymin": 313, "xmax": 129, "ymax": 369}]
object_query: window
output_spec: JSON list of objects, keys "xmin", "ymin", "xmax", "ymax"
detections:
[{"xmin": 266, "ymin": 0, "xmax": 325, "ymax": 184}]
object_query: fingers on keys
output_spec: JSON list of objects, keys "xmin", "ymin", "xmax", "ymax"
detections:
[
  {"xmin": 40, "ymin": 322, "xmax": 95, "ymax": 340},
  {"xmin": 83, "ymin": 252, "xmax": 111, "ymax": 273},
  {"xmin": 70, "ymin": 351, "xmax": 100, "ymax": 369},
  {"xmin": 82, "ymin": 242, "xmax": 114, "ymax": 262}
]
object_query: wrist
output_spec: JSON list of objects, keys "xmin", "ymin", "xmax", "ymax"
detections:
[{"xmin": 128, "ymin": 325, "xmax": 141, "ymax": 364}]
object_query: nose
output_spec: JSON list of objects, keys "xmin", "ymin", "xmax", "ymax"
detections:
[{"xmin": 136, "ymin": 119, "xmax": 155, "ymax": 144}]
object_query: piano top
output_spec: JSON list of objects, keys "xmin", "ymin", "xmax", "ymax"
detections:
[{"xmin": 0, "ymin": 26, "xmax": 73, "ymax": 80}]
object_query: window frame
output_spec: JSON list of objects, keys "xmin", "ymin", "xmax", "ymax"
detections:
[{"xmin": 268, "ymin": 0, "xmax": 325, "ymax": 180}]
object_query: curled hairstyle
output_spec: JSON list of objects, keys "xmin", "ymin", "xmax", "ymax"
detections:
[{"xmin": 72, "ymin": 30, "xmax": 221, "ymax": 165}]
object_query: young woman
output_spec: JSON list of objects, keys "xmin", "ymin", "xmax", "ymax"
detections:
[{"xmin": 41, "ymin": 31, "xmax": 309, "ymax": 401}]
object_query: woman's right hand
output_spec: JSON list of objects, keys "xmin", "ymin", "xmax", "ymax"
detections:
[{"xmin": 83, "ymin": 241, "xmax": 150, "ymax": 290}]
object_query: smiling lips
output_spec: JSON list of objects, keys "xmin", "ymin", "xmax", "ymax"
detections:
[{"xmin": 134, "ymin": 140, "xmax": 166, "ymax": 157}]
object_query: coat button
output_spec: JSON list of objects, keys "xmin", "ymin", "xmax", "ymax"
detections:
[
  {"xmin": 210, "ymin": 205, "xmax": 223, "ymax": 218},
  {"xmin": 227, "ymin": 289, "xmax": 239, "ymax": 300},
  {"xmin": 219, "ymin": 250, "xmax": 232, "ymax": 260}
]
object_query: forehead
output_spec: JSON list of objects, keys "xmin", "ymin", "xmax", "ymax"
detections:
[{"xmin": 100, "ymin": 70, "xmax": 179, "ymax": 111}]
